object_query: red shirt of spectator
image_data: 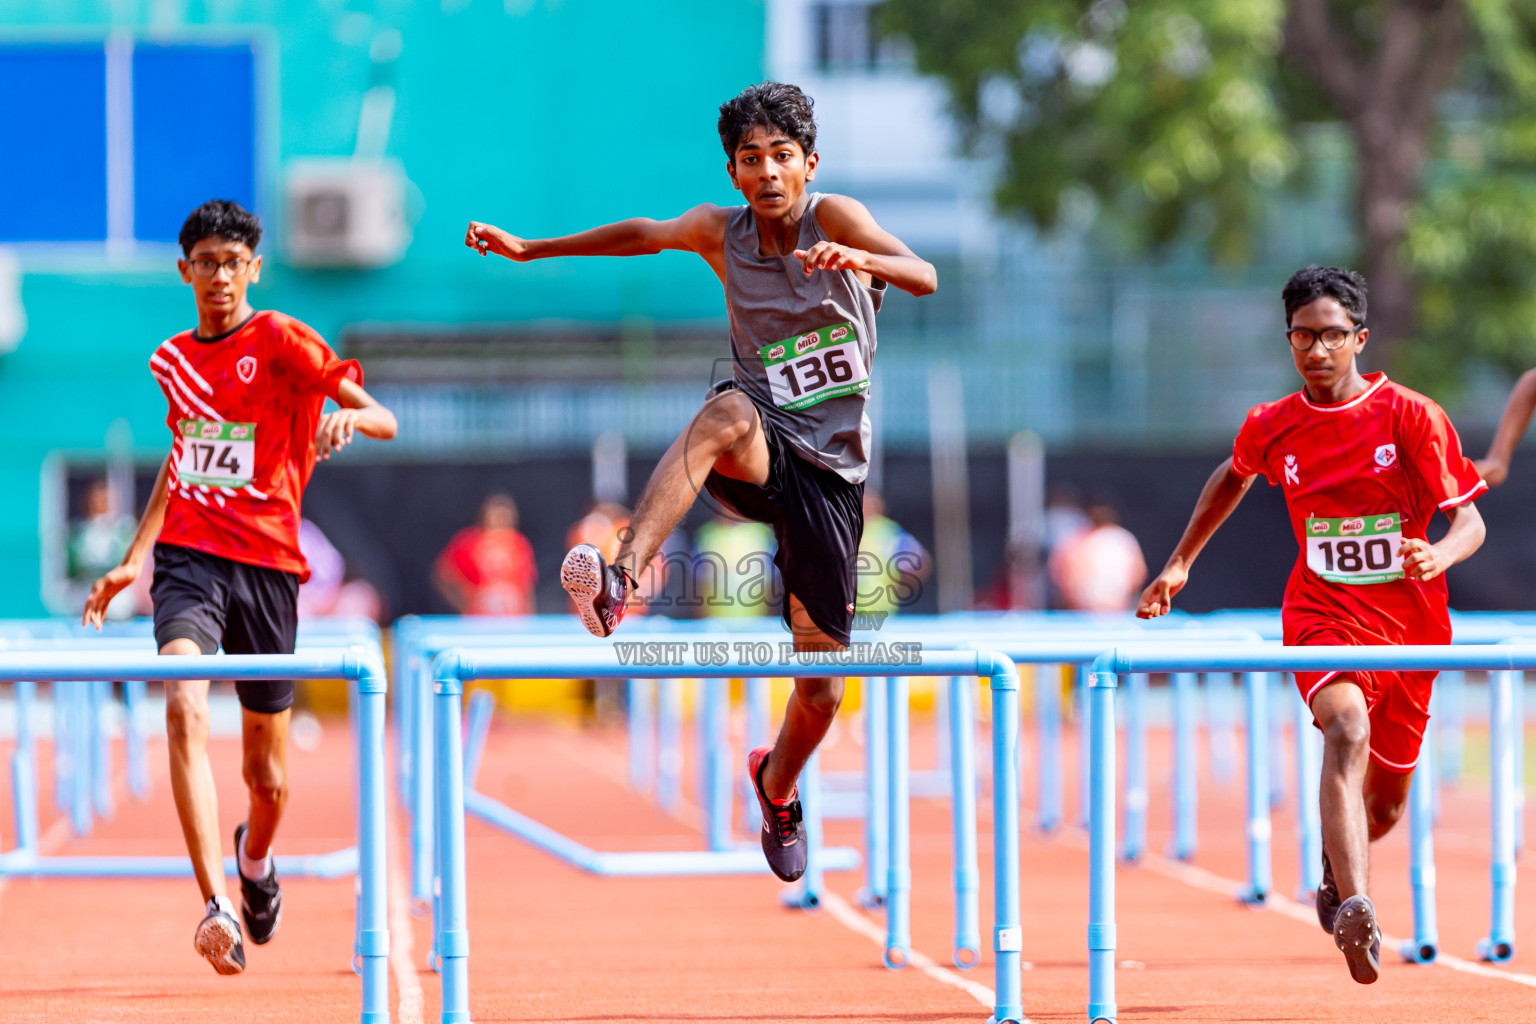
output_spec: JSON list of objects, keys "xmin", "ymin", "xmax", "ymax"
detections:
[{"xmin": 434, "ymin": 494, "xmax": 538, "ymax": 615}]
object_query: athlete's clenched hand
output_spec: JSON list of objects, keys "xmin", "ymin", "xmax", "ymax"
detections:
[
  {"xmin": 82, "ymin": 563, "xmax": 140, "ymax": 629},
  {"xmin": 316, "ymin": 408, "xmax": 360, "ymax": 460},
  {"xmin": 792, "ymin": 241, "xmax": 866, "ymax": 275},
  {"xmin": 1400, "ymin": 538, "xmax": 1450, "ymax": 583},
  {"xmin": 464, "ymin": 221, "xmax": 528, "ymax": 260},
  {"xmin": 1136, "ymin": 564, "xmax": 1187, "ymax": 619},
  {"xmin": 1474, "ymin": 457, "xmax": 1508, "ymax": 487}
]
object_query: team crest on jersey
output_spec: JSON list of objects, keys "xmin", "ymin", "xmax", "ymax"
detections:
[
  {"xmin": 1374, "ymin": 443, "xmax": 1397, "ymax": 469},
  {"xmin": 236, "ymin": 356, "xmax": 258, "ymax": 383},
  {"xmin": 1283, "ymin": 453, "xmax": 1299, "ymax": 486}
]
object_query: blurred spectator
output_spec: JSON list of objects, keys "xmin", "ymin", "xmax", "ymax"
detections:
[
  {"xmin": 298, "ymin": 518, "xmax": 385, "ymax": 622},
  {"xmin": 566, "ymin": 501, "xmax": 676, "ymax": 616},
  {"xmin": 1049, "ymin": 502, "xmax": 1147, "ymax": 612},
  {"xmin": 856, "ymin": 488, "xmax": 929, "ymax": 618},
  {"xmin": 68, "ymin": 478, "xmax": 139, "ymax": 620},
  {"xmin": 1042, "ymin": 484, "xmax": 1091, "ymax": 609},
  {"xmin": 434, "ymin": 493, "xmax": 537, "ymax": 615},
  {"xmin": 695, "ymin": 514, "xmax": 776, "ymax": 617}
]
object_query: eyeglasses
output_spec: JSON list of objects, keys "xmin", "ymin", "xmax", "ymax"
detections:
[
  {"xmin": 187, "ymin": 257, "xmax": 252, "ymax": 279},
  {"xmin": 1285, "ymin": 325, "xmax": 1361, "ymax": 351}
]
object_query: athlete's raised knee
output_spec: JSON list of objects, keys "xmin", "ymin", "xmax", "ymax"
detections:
[
  {"xmin": 165, "ymin": 691, "xmax": 210, "ymax": 747},
  {"xmin": 242, "ymin": 754, "xmax": 288, "ymax": 809},
  {"xmin": 694, "ymin": 391, "xmax": 757, "ymax": 449},
  {"xmin": 1321, "ymin": 708, "xmax": 1369, "ymax": 761},
  {"xmin": 795, "ymin": 677, "xmax": 844, "ymax": 719}
]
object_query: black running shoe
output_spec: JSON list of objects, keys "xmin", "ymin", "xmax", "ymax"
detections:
[
  {"xmin": 560, "ymin": 543, "xmax": 631, "ymax": 638},
  {"xmin": 748, "ymin": 747, "xmax": 807, "ymax": 883},
  {"xmin": 1316, "ymin": 849, "xmax": 1341, "ymax": 933},
  {"xmin": 194, "ymin": 898, "xmax": 247, "ymax": 976},
  {"xmin": 234, "ymin": 822, "xmax": 283, "ymax": 945},
  {"xmin": 1333, "ymin": 894, "xmax": 1381, "ymax": 984}
]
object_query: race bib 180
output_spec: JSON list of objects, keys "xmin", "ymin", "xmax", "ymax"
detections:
[
  {"xmin": 1305, "ymin": 513, "xmax": 1403, "ymax": 585},
  {"xmin": 177, "ymin": 419, "xmax": 255, "ymax": 488},
  {"xmin": 759, "ymin": 322, "xmax": 870, "ymax": 412}
]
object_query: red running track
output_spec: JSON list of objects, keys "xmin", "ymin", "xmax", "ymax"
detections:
[{"xmin": 0, "ymin": 706, "xmax": 1531, "ymax": 1022}]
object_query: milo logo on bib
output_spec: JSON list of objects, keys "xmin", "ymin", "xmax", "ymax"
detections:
[
  {"xmin": 1304, "ymin": 512, "xmax": 1404, "ymax": 585},
  {"xmin": 176, "ymin": 419, "xmax": 256, "ymax": 489},
  {"xmin": 759, "ymin": 321, "xmax": 871, "ymax": 412}
]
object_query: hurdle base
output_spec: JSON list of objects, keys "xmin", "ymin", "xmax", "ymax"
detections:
[
  {"xmin": 1477, "ymin": 936, "xmax": 1515, "ymax": 963},
  {"xmin": 1398, "ymin": 938, "xmax": 1438, "ymax": 964},
  {"xmin": 1234, "ymin": 886, "xmax": 1268, "ymax": 906},
  {"xmin": 779, "ymin": 886, "xmax": 820, "ymax": 910},
  {"xmin": 854, "ymin": 886, "xmax": 885, "ymax": 909},
  {"xmin": 465, "ymin": 789, "xmax": 860, "ymax": 877},
  {"xmin": 0, "ymin": 847, "xmax": 357, "ymax": 879}
]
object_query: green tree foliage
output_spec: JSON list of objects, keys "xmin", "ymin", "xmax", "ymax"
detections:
[{"xmin": 882, "ymin": 0, "xmax": 1536, "ymax": 382}]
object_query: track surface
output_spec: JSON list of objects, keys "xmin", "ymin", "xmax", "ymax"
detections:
[{"xmin": 0, "ymin": 704, "xmax": 1531, "ymax": 1022}]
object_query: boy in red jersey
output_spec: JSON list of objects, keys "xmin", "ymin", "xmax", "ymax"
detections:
[
  {"xmin": 1138, "ymin": 266, "xmax": 1486, "ymax": 984},
  {"xmin": 82, "ymin": 200, "xmax": 397, "ymax": 975}
]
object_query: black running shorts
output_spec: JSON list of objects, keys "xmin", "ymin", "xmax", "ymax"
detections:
[
  {"xmin": 150, "ymin": 542, "xmax": 300, "ymax": 714},
  {"xmin": 704, "ymin": 400, "xmax": 864, "ymax": 647}
]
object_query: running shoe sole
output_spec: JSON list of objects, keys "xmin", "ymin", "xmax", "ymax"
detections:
[
  {"xmin": 1333, "ymin": 894, "xmax": 1381, "ymax": 984},
  {"xmin": 194, "ymin": 911, "xmax": 246, "ymax": 976},
  {"xmin": 560, "ymin": 544, "xmax": 611, "ymax": 638}
]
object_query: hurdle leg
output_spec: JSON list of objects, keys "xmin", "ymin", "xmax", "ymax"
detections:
[
  {"xmin": 1077, "ymin": 665, "xmax": 1091, "ymax": 830},
  {"xmin": 410, "ymin": 657, "xmax": 436, "ymax": 914},
  {"xmin": 656, "ymin": 676, "xmax": 683, "ymax": 812},
  {"xmin": 1400, "ymin": 731, "xmax": 1438, "ymax": 963},
  {"xmin": 741, "ymin": 677, "xmax": 769, "ymax": 834},
  {"xmin": 91, "ymin": 680, "xmax": 114, "ymax": 820},
  {"xmin": 1514, "ymin": 671, "xmax": 1526, "ymax": 857},
  {"xmin": 1438, "ymin": 670, "xmax": 1466, "ymax": 786},
  {"xmin": 1087, "ymin": 665, "xmax": 1118, "ymax": 1024},
  {"xmin": 124, "ymin": 679, "xmax": 150, "ymax": 801},
  {"xmin": 12, "ymin": 681, "xmax": 38, "ymax": 854},
  {"xmin": 990, "ymin": 658, "xmax": 1024, "ymax": 1024},
  {"xmin": 53, "ymin": 681, "xmax": 71, "ymax": 819},
  {"xmin": 1037, "ymin": 663, "xmax": 1062, "ymax": 833},
  {"xmin": 626, "ymin": 678, "xmax": 655, "ymax": 793},
  {"xmin": 884, "ymin": 675, "xmax": 911, "ymax": 969},
  {"xmin": 1207, "ymin": 672, "xmax": 1236, "ymax": 785},
  {"xmin": 1239, "ymin": 672, "xmax": 1271, "ymax": 904},
  {"xmin": 857, "ymin": 676, "xmax": 889, "ymax": 908},
  {"xmin": 1269, "ymin": 674, "xmax": 1288, "ymax": 809},
  {"xmin": 1293, "ymin": 683, "xmax": 1322, "ymax": 900},
  {"xmin": 434, "ymin": 665, "xmax": 472, "ymax": 1022},
  {"xmin": 70, "ymin": 682, "xmax": 93, "ymax": 837},
  {"xmin": 1169, "ymin": 672, "xmax": 1197, "ymax": 860},
  {"xmin": 783, "ymin": 749, "xmax": 826, "ymax": 909},
  {"xmin": 948, "ymin": 676, "xmax": 980, "ymax": 968},
  {"xmin": 354, "ymin": 664, "xmax": 390, "ymax": 1023},
  {"xmin": 704, "ymin": 678, "xmax": 732, "ymax": 852},
  {"xmin": 463, "ymin": 690, "xmax": 495, "ymax": 791},
  {"xmin": 1121, "ymin": 673, "xmax": 1147, "ymax": 862},
  {"xmin": 1479, "ymin": 669, "xmax": 1517, "ymax": 962}
]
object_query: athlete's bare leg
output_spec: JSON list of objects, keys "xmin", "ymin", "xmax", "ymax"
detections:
[
  {"xmin": 240, "ymin": 707, "xmax": 290, "ymax": 861},
  {"xmin": 162, "ymin": 639, "xmax": 225, "ymax": 904},
  {"xmin": 759, "ymin": 594, "xmax": 845, "ymax": 801},
  {"xmin": 1363, "ymin": 761, "xmax": 1413, "ymax": 839},
  {"xmin": 614, "ymin": 390, "xmax": 770, "ymax": 582},
  {"xmin": 1312, "ymin": 679, "xmax": 1375, "ymax": 900}
]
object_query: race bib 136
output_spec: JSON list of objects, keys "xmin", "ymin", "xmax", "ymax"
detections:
[
  {"xmin": 758, "ymin": 322, "xmax": 870, "ymax": 412},
  {"xmin": 1305, "ymin": 513, "xmax": 1404, "ymax": 585}
]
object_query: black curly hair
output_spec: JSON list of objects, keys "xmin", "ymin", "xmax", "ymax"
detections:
[
  {"xmin": 717, "ymin": 82, "xmax": 817, "ymax": 159},
  {"xmin": 178, "ymin": 199, "xmax": 262, "ymax": 256},
  {"xmin": 1282, "ymin": 265, "xmax": 1368, "ymax": 326}
]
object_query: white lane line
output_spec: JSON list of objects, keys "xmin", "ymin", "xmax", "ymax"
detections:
[
  {"xmin": 819, "ymin": 889, "xmax": 1032, "ymax": 1019},
  {"xmin": 386, "ymin": 780, "xmax": 426, "ymax": 1024},
  {"xmin": 1049, "ymin": 827, "xmax": 1536, "ymax": 991}
]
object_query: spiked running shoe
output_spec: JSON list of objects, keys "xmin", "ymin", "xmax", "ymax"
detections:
[
  {"xmin": 1316, "ymin": 849, "xmax": 1341, "ymax": 933},
  {"xmin": 1333, "ymin": 894, "xmax": 1382, "ymax": 984},
  {"xmin": 234, "ymin": 822, "xmax": 283, "ymax": 945},
  {"xmin": 194, "ymin": 897, "xmax": 247, "ymax": 976},
  {"xmin": 561, "ymin": 543, "xmax": 632, "ymax": 638},
  {"xmin": 748, "ymin": 747, "xmax": 807, "ymax": 883}
]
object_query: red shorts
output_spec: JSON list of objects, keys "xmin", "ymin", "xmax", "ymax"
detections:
[{"xmin": 1291, "ymin": 627, "xmax": 1434, "ymax": 773}]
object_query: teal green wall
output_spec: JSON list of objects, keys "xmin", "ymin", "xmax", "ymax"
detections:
[{"xmin": 0, "ymin": 1, "xmax": 765, "ymax": 614}]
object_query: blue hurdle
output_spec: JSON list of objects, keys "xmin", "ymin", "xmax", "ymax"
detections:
[
  {"xmin": 429, "ymin": 645, "xmax": 1026, "ymax": 1024},
  {"xmin": 1087, "ymin": 643, "xmax": 1530, "ymax": 1024},
  {"xmin": 0, "ymin": 649, "xmax": 389, "ymax": 1024}
]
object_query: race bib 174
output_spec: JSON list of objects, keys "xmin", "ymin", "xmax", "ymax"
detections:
[
  {"xmin": 1305, "ymin": 513, "xmax": 1404, "ymax": 585},
  {"xmin": 758, "ymin": 322, "xmax": 870, "ymax": 412},
  {"xmin": 177, "ymin": 419, "xmax": 255, "ymax": 488}
]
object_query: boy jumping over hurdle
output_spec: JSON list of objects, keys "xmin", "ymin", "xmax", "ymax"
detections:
[
  {"xmin": 464, "ymin": 82, "xmax": 936, "ymax": 882},
  {"xmin": 1138, "ymin": 266, "xmax": 1486, "ymax": 983},
  {"xmin": 84, "ymin": 200, "xmax": 397, "ymax": 974}
]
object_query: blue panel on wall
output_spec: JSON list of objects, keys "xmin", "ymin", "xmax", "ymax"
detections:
[
  {"xmin": 0, "ymin": 45, "xmax": 109, "ymax": 242},
  {"xmin": 132, "ymin": 43, "xmax": 257, "ymax": 244}
]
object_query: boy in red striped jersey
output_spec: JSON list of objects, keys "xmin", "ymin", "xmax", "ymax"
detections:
[
  {"xmin": 1138, "ymin": 266, "xmax": 1486, "ymax": 984},
  {"xmin": 83, "ymin": 200, "xmax": 397, "ymax": 975}
]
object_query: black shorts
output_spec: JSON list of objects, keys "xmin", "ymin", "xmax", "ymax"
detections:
[
  {"xmin": 150, "ymin": 542, "xmax": 300, "ymax": 714},
  {"xmin": 704, "ymin": 404, "xmax": 864, "ymax": 646}
]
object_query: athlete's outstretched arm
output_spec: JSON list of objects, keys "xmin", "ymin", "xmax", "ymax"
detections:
[
  {"xmin": 83, "ymin": 456, "xmax": 171, "ymax": 629},
  {"xmin": 1137, "ymin": 458, "xmax": 1256, "ymax": 618},
  {"xmin": 317, "ymin": 379, "xmax": 398, "ymax": 460},
  {"xmin": 1401, "ymin": 502, "xmax": 1485, "ymax": 583},
  {"xmin": 803, "ymin": 195, "xmax": 937, "ymax": 297},
  {"xmin": 464, "ymin": 205, "xmax": 728, "ymax": 275},
  {"xmin": 1476, "ymin": 368, "xmax": 1536, "ymax": 485}
]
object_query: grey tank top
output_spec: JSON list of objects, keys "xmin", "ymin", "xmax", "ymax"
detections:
[{"xmin": 723, "ymin": 192, "xmax": 885, "ymax": 484}]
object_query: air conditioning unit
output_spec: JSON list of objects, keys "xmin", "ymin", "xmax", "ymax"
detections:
[{"xmin": 284, "ymin": 158, "xmax": 411, "ymax": 268}]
